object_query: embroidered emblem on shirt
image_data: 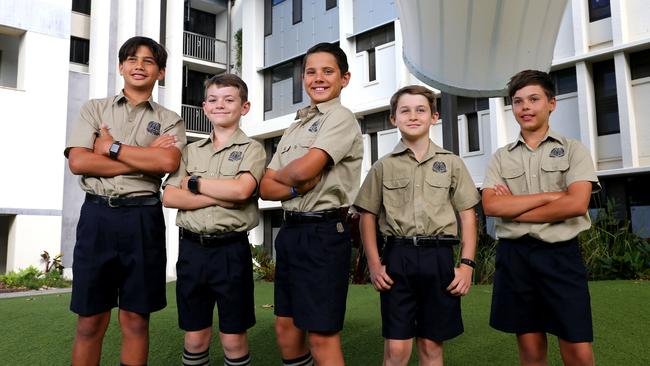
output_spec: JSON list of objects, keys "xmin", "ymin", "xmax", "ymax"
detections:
[
  {"xmin": 146, "ymin": 121, "xmax": 161, "ymax": 136},
  {"xmin": 308, "ymin": 121, "xmax": 320, "ymax": 133},
  {"xmin": 549, "ymin": 147, "xmax": 565, "ymax": 158},
  {"xmin": 432, "ymin": 161, "xmax": 447, "ymax": 173},
  {"xmin": 228, "ymin": 151, "xmax": 243, "ymax": 161}
]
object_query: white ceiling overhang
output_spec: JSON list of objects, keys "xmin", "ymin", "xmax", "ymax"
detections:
[{"xmin": 396, "ymin": 0, "xmax": 568, "ymax": 97}]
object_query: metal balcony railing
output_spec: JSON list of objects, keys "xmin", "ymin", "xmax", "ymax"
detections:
[
  {"xmin": 183, "ymin": 31, "xmax": 227, "ymax": 64},
  {"xmin": 181, "ymin": 104, "xmax": 211, "ymax": 135}
]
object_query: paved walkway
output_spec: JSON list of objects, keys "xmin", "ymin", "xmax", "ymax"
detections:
[{"xmin": 0, "ymin": 287, "xmax": 72, "ymax": 299}]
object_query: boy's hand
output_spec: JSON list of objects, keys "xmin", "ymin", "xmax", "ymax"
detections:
[
  {"xmin": 493, "ymin": 184, "xmax": 512, "ymax": 196},
  {"xmin": 368, "ymin": 262, "xmax": 393, "ymax": 292},
  {"xmin": 447, "ymin": 265, "xmax": 473, "ymax": 296},
  {"xmin": 93, "ymin": 124, "xmax": 114, "ymax": 156},
  {"xmin": 148, "ymin": 134, "xmax": 177, "ymax": 148},
  {"xmin": 295, "ymin": 173, "xmax": 322, "ymax": 194}
]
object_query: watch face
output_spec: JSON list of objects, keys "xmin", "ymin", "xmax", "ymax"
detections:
[
  {"xmin": 109, "ymin": 142, "xmax": 121, "ymax": 158},
  {"xmin": 188, "ymin": 176, "xmax": 199, "ymax": 193}
]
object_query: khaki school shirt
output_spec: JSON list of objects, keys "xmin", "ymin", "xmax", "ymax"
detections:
[
  {"xmin": 483, "ymin": 129, "xmax": 600, "ymax": 243},
  {"xmin": 165, "ymin": 129, "xmax": 266, "ymax": 234},
  {"xmin": 268, "ymin": 97, "xmax": 363, "ymax": 212},
  {"xmin": 354, "ymin": 140, "xmax": 480, "ymax": 237},
  {"xmin": 65, "ymin": 92, "xmax": 186, "ymax": 197}
]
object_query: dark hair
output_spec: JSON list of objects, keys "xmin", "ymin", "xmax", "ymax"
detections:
[
  {"xmin": 389, "ymin": 85, "xmax": 437, "ymax": 118},
  {"xmin": 302, "ymin": 42, "xmax": 349, "ymax": 74},
  {"xmin": 118, "ymin": 36, "xmax": 168, "ymax": 69},
  {"xmin": 203, "ymin": 73, "xmax": 249, "ymax": 102},
  {"xmin": 507, "ymin": 70, "xmax": 555, "ymax": 99}
]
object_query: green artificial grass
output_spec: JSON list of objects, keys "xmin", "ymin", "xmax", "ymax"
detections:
[{"xmin": 1, "ymin": 280, "xmax": 649, "ymax": 365}]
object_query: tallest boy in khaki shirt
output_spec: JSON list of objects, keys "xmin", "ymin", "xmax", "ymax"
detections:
[
  {"xmin": 65, "ymin": 36, "xmax": 185, "ymax": 366},
  {"xmin": 483, "ymin": 70, "xmax": 599, "ymax": 366}
]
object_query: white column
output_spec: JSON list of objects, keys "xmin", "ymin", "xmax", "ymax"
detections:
[
  {"xmin": 570, "ymin": 0, "xmax": 589, "ymax": 56},
  {"xmin": 575, "ymin": 61, "xmax": 598, "ymax": 163},
  {"xmin": 614, "ymin": 52, "xmax": 639, "ymax": 168},
  {"xmin": 610, "ymin": 0, "xmax": 628, "ymax": 45},
  {"xmin": 337, "ymin": 0, "xmax": 355, "ymax": 107},
  {"xmin": 240, "ymin": 0, "xmax": 266, "ymax": 131},
  {"xmin": 489, "ymin": 97, "xmax": 509, "ymax": 151},
  {"xmin": 393, "ymin": 18, "xmax": 412, "ymax": 88},
  {"xmin": 88, "ymin": 0, "xmax": 111, "ymax": 99},
  {"xmin": 115, "ymin": 0, "xmax": 137, "ymax": 93},
  {"xmin": 142, "ymin": 0, "xmax": 162, "ymax": 101},
  {"xmin": 163, "ymin": 0, "xmax": 184, "ymax": 115}
]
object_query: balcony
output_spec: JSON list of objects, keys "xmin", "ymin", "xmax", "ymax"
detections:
[
  {"xmin": 182, "ymin": 104, "xmax": 211, "ymax": 135},
  {"xmin": 183, "ymin": 31, "xmax": 227, "ymax": 65}
]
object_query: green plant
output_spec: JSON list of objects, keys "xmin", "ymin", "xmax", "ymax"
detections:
[
  {"xmin": 40, "ymin": 250, "xmax": 64, "ymax": 274},
  {"xmin": 0, "ymin": 266, "xmax": 42, "ymax": 290},
  {"xmin": 234, "ymin": 28, "xmax": 242, "ymax": 74},
  {"xmin": 251, "ymin": 245, "xmax": 275, "ymax": 281},
  {"xmin": 473, "ymin": 228, "xmax": 498, "ymax": 284},
  {"xmin": 579, "ymin": 199, "xmax": 650, "ymax": 280}
]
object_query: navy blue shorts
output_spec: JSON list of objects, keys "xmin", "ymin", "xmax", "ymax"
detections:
[
  {"xmin": 380, "ymin": 244, "xmax": 462, "ymax": 341},
  {"xmin": 490, "ymin": 236, "xmax": 593, "ymax": 342},
  {"xmin": 70, "ymin": 200, "xmax": 167, "ymax": 316},
  {"xmin": 274, "ymin": 219, "xmax": 351, "ymax": 333},
  {"xmin": 175, "ymin": 232, "xmax": 255, "ymax": 333}
]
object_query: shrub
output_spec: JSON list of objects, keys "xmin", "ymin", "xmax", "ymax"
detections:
[
  {"xmin": 251, "ymin": 245, "xmax": 275, "ymax": 282},
  {"xmin": 579, "ymin": 200, "xmax": 650, "ymax": 280},
  {"xmin": 0, "ymin": 266, "xmax": 43, "ymax": 290}
]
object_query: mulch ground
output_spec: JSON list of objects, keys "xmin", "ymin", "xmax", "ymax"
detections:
[{"xmin": 0, "ymin": 282, "xmax": 29, "ymax": 294}]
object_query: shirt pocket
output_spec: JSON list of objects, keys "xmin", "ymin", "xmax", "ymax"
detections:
[
  {"xmin": 382, "ymin": 178, "xmax": 411, "ymax": 207},
  {"xmin": 501, "ymin": 167, "xmax": 527, "ymax": 194},
  {"xmin": 541, "ymin": 159, "xmax": 569, "ymax": 192},
  {"xmin": 187, "ymin": 164, "xmax": 208, "ymax": 178},
  {"xmin": 425, "ymin": 173, "xmax": 451, "ymax": 204},
  {"xmin": 279, "ymin": 137, "xmax": 315, "ymax": 166},
  {"xmin": 220, "ymin": 160, "xmax": 241, "ymax": 177}
]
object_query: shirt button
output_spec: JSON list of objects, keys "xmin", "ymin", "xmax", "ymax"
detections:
[
  {"xmin": 416, "ymin": 184, "xmax": 420, "ymax": 188},
  {"xmin": 532, "ymin": 174, "xmax": 537, "ymax": 178}
]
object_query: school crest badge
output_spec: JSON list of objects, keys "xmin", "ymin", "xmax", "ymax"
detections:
[
  {"xmin": 549, "ymin": 147, "xmax": 565, "ymax": 158},
  {"xmin": 146, "ymin": 121, "xmax": 161, "ymax": 136},
  {"xmin": 308, "ymin": 121, "xmax": 320, "ymax": 133},
  {"xmin": 228, "ymin": 151, "xmax": 243, "ymax": 161},
  {"xmin": 432, "ymin": 161, "xmax": 447, "ymax": 173}
]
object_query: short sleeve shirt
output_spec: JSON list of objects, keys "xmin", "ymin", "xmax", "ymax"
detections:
[
  {"xmin": 164, "ymin": 129, "xmax": 266, "ymax": 234},
  {"xmin": 482, "ymin": 129, "xmax": 600, "ymax": 243},
  {"xmin": 65, "ymin": 92, "xmax": 187, "ymax": 197},
  {"xmin": 354, "ymin": 140, "xmax": 481, "ymax": 237},
  {"xmin": 268, "ymin": 97, "xmax": 363, "ymax": 212}
]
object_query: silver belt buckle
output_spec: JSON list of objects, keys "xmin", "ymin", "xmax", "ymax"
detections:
[
  {"xmin": 108, "ymin": 196, "xmax": 119, "ymax": 208},
  {"xmin": 412, "ymin": 237, "xmax": 420, "ymax": 247}
]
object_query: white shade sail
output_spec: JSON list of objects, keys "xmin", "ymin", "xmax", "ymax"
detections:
[{"xmin": 396, "ymin": 0, "xmax": 568, "ymax": 97}]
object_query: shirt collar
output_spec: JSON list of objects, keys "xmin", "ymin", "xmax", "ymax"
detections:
[
  {"xmin": 113, "ymin": 90, "xmax": 155, "ymax": 109},
  {"xmin": 295, "ymin": 97, "xmax": 342, "ymax": 123},
  {"xmin": 507, "ymin": 128, "xmax": 564, "ymax": 151},
  {"xmin": 390, "ymin": 140, "xmax": 451, "ymax": 161},
  {"xmin": 198, "ymin": 128, "xmax": 249, "ymax": 151}
]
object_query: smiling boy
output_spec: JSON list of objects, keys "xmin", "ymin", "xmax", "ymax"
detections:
[
  {"xmin": 260, "ymin": 42, "xmax": 363, "ymax": 366},
  {"xmin": 482, "ymin": 70, "xmax": 599, "ymax": 366},
  {"xmin": 65, "ymin": 36, "xmax": 186, "ymax": 366}
]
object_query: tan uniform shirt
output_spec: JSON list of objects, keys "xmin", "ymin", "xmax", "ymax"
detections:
[
  {"xmin": 268, "ymin": 97, "xmax": 363, "ymax": 212},
  {"xmin": 483, "ymin": 129, "xmax": 600, "ymax": 243},
  {"xmin": 65, "ymin": 92, "xmax": 186, "ymax": 197},
  {"xmin": 165, "ymin": 129, "xmax": 266, "ymax": 234},
  {"xmin": 354, "ymin": 140, "xmax": 481, "ymax": 237}
]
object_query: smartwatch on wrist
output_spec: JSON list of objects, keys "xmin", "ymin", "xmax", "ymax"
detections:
[
  {"xmin": 188, "ymin": 175, "xmax": 200, "ymax": 194},
  {"xmin": 289, "ymin": 186, "xmax": 299, "ymax": 198},
  {"xmin": 460, "ymin": 258, "xmax": 476, "ymax": 269},
  {"xmin": 109, "ymin": 141, "xmax": 122, "ymax": 159}
]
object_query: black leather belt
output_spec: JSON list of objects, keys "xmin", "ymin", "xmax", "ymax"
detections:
[
  {"xmin": 85, "ymin": 193, "xmax": 160, "ymax": 208},
  {"xmin": 283, "ymin": 208, "xmax": 348, "ymax": 224},
  {"xmin": 386, "ymin": 236, "xmax": 459, "ymax": 247},
  {"xmin": 179, "ymin": 228, "xmax": 247, "ymax": 247}
]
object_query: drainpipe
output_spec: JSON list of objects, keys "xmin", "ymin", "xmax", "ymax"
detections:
[{"xmin": 226, "ymin": 0, "xmax": 234, "ymax": 73}]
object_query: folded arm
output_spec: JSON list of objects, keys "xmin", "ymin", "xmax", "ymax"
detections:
[
  {"xmin": 259, "ymin": 168, "xmax": 321, "ymax": 201},
  {"xmin": 162, "ymin": 185, "xmax": 236, "ymax": 210},
  {"xmin": 513, "ymin": 181, "xmax": 592, "ymax": 223},
  {"xmin": 482, "ymin": 184, "xmax": 566, "ymax": 218},
  {"xmin": 272, "ymin": 148, "xmax": 331, "ymax": 187}
]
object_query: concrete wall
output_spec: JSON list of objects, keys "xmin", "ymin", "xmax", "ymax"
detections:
[{"xmin": 352, "ymin": 0, "xmax": 395, "ymax": 35}]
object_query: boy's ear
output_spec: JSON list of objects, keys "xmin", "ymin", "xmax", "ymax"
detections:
[
  {"xmin": 340, "ymin": 71, "xmax": 351, "ymax": 88},
  {"xmin": 430, "ymin": 111, "xmax": 440, "ymax": 124},
  {"xmin": 240, "ymin": 100, "xmax": 251, "ymax": 116},
  {"xmin": 157, "ymin": 68, "xmax": 166, "ymax": 81},
  {"xmin": 549, "ymin": 96, "xmax": 557, "ymax": 113},
  {"xmin": 389, "ymin": 115, "xmax": 397, "ymax": 127}
]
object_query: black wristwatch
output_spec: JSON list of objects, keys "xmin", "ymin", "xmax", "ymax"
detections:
[
  {"xmin": 188, "ymin": 175, "xmax": 200, "ymax": 194},
  {"xmin": 109, "ymin": 141, "xmax": 122, "ymax": 159},
  {"xmin": 460, "ymin": 258, "xmax": 476, "ymax": 269}
]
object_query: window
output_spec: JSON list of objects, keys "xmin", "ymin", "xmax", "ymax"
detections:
[
  {"xmin": 72, "ymin": 0, "xmax": 91, "ymax": 15},
  {"xmin": 264, "ymin": 0, "xmax": 273, "ymax": 36},
  {"xmin": 326, "ymin": 0, "xmax": 337, "ymax": 11},
  {"xmin": 360, "ymin": 111, "xmax": 391, "ymax": 163},
  {"xmin": 466, "ymin": 112, "xmax": 481, "ymax": 153},
  {"xmin": 293, "ymin": 0, "xmax": 302, "ymax": 24},
  {"xmin": 69, "ymin": 37, "xmax": 90, "ymax": 65},
  {"xmin": 273, "ymin": 0, "xmax": 286, "ymax": 4},
  {"xmin": 184, "ymin": 7, "xmax": 216, "ymax": 37},
  {"xmin": 264, "ymin": 59, "xmax": 303, "ymax": 112},
  {"xmin": 588, "ymin": 0, "xmax": 610, "ymax": 22},
  {"xmin": 182, "ymin": 68, "xmax": 212, "ymax": 107},
  {"xmin": 264, "ymin": 136, "xmax": 282, "ymax": 165},
  {"xmin": 457, "ymin": 97, "xmax": 487, "ymax": 154},
  {"xmin": 592, "ymin": 59, "xmax": 619, "ymax": 136},
  {"xmin": 356, "ymin": 22, "xmax": 395, "ymax": 83},
  {"xmin": 630, "ymin": 49, "xmax": 650, "ymax": 80},
  {"xmin": 0, "ymin": 29, "xmax": 23, "ymax": 89},
  {"xmin": 550, "ymin": 66, "xmax": 577, "ymax": 95}
]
